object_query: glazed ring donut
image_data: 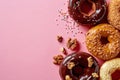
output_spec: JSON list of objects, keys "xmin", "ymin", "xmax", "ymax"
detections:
[
  {"xmin": 108, "ymin": 0, "xmax": 120, "ymax": 30},
  {"xmin": 86, "ymin": 24, "xmax": 120, "ymax": 60},
  {"xmin": 68, "ymin": 0, "xmax": 107, "ymax": 25},
  {"xmin": 100, "ymin": 58, "xmax": 120, "ymax": 80},
  {"xmin": 59, "ymin": 52, "xmax": 100, "ymax": 80}
]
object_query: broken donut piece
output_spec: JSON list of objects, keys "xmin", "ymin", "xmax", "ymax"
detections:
[
  {"xmin": 68, "ymin": 0, "xmax": 107, "ymax": 25},
  {"xmin": 59, "ymin": 52, "xmax": 100, "ymax": 80}
]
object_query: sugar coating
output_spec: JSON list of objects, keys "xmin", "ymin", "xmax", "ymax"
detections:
[
  {"xmin": 100, "ymin": 58, "xmax": 120, "ymax": 80},
  {"xmin": 108, "ymin": 0, "xmax": 120, "ymax": 30},
  {"xmin": 86, "ymin": 24, "xmax": 120, "ymax": 60}
]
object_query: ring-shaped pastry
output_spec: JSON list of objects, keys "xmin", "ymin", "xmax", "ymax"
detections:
[
  {"xmin": 59, "ymin": 52, "xmax": 100, "ymax": 80},
  {"xmin": 86, "ymin": 24, "xmax": 120, "ymax": 60},
  {"xmin": 108, "ymin": 0, "xmax": 120, "ymax": 30},
  {"xmin": 100, "ymin": 58, "xmax": 120, "ymax": 80},
  {"xmin": 68, "ymin": 0, "xmax": 107, "ymax": 25}
]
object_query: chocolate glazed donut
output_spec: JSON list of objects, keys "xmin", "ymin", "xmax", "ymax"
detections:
[
  {"xmin": 59, "ymin": 52, "xmax": 100, "ymax": 80},
  {"xmin": 68, "ymin": 0, "xmax": 107, "ymax": 25}
]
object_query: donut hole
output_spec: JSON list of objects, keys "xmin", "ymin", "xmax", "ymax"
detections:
[
  {"xmin": 84, "ymin": 68, "xmax": 95, "ymax": 75},
  {"xmin": 80, "ymin": 0, "xmax": 96, "ymax": 16},
  {"xmin": 112, "ymin": 70, "xmax": 120, "ymax": 80},
  {"xmin": 72, "ymin": 65, "xmax": 83, "ymax": 77},
  {"xmin": 100, "ymin": 36, "xmax": 109, "ymax": 45}
]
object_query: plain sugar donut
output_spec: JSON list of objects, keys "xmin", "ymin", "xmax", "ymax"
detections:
[
  {"xmin": 108, "ymin": 0, "xmax": 120, "ymax": 30},
  {"xmin": 86, "ymin": 24, "xmax": 120, "ymax": 60},
  {"xmin": 100, "ymin": 58, "xmax": 120, "ymax": 80}
]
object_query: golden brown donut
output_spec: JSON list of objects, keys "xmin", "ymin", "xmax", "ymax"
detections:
[
  {"xmin": 108, "ymin": 0, "xmax": 120, "ymax": 30},
  {"xmin": 86, "ymin": 24, "xmax": 120, "ymax": 60},
  {"xmin": 100, "ymin": 58, "xmax": 120, "ymax": 80}
]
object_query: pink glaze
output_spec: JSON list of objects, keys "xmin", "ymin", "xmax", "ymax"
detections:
[{"xmin": 0, "ymin": 0, "xmax": 109, "ymax": 80}]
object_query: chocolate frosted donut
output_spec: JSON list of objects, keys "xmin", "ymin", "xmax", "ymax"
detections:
[
  {"xmin": 108, "ymin": 0, "xmax": 120, "ymax": 30},
  {"xmin": 68, "ymin": 0, "xmax": 107, "ymax": 25},
  {"xmin": 59, "ymin": 52, "xmax": 100, "ymax": 80},
  {"xmin": 86, "ymin": 24, "xmax": 120, "ymax": 60}
]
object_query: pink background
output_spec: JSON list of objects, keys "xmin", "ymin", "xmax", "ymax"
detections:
[{"xmin": 0, "ymin": 0, "xmax": 109, "ymax": 80}]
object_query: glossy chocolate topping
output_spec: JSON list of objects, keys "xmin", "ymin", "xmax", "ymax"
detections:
[
  {"xmin": 68, "ymin": 0, "xmax": 107, "ymax": 25},
  {"xmin": 59, "ymin": 52, "xmax": 100, "ymax": 80}
]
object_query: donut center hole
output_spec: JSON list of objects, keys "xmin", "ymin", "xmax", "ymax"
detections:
[
  {"xmin": 72, "ymin": 65, "xmax": 83, "ymax": 77},
  {"xmin": 80, "ymin": 0, "xmax": 96, "ymax": 16},
  {"xmin": 112, "ymin": 70, "xmax": 120, "ymax": 80},
  {"xmin": 100, "ymin": 37, "xmax": 109, "ymax": 44}
]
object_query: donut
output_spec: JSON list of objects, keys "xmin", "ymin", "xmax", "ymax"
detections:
[
  {"xmin": 100, "ymin": 58, "xmax": 120, "ymax": 80},
  {"xmin": 59, "ymin": 52, "xmax": 100, "ymax": 80},
  {"xmin": 108, "ymin": 0, "xmax": 120, "ymax": 30},
  {"xmin": 68, "ymin": 0, "xmax": 107, "ymax": 25},
  {"xmin": 86, "ymin": 24, "xmax": 120, "ymax": 60}
]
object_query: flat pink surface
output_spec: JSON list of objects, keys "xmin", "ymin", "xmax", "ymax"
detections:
[{"xmin": 0, "ymin": 0, "xmax": 109, "ymax": 80}]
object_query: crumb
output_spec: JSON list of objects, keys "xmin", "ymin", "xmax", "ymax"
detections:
[
  {"xmin": 87, "ymin": 57, "xmax": 94, "ymax": 67},
  {"xmin": 57, "ymin": 36, "xmax": 63, "ymax": 42},
  {"xmin": 67, "ymin": 62, "xmax": 75, "ymax": 70},
  {"xmin": 92, "ymin": 73, "xmax": 99, "ymax": 78},
  {"xmin": 53, "ymin": 55, "xmax": 64, "ymax": 65},
  {"xmin": 65, "ymin": 75, "xmax": 72, "ymax": 80}
]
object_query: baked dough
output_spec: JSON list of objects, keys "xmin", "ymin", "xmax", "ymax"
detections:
[{"xmin": 100, "ymin": 58, "xmax": 120, "ymax": 80}]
